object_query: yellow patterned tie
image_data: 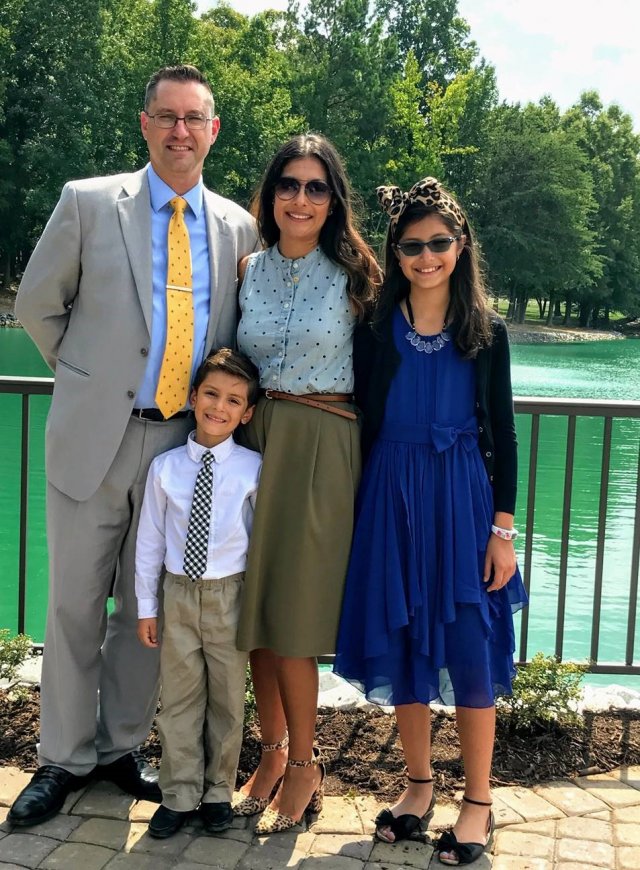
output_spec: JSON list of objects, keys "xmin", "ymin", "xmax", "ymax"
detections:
[{"xmin": 155, "ymin": 196, "xmax": 194, "ymax": 419}]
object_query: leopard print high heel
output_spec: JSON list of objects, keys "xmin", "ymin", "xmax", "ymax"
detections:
[
  {"xmin": 255, "ymin": 747, "xmax": 325, "ymax": 834},
  {"xmin": 232, "ymin": 732, "xmax": 289, "ymax": 817}
]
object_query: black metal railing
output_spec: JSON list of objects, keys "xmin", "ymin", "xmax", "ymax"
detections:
[
  {"xmin": 2, "ymin": 376, "xmax": 640, "ymax": 675},
  {"xmin": 0, "ymin": 375, "xmax": 54, "ymax": 637},
  {"xmin": 514, "ymin": 397, "xmax": 640, "ymax": 675}
]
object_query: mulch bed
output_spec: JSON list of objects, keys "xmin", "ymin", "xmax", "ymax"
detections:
[{"xmin": 2, "ymin": 686, "xmax": 639, "ymax": 802}]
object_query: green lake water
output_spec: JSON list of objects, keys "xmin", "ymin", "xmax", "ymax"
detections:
[{"xmin": 1, "ymin": 329, "xmax": 639, "ymax": 688}]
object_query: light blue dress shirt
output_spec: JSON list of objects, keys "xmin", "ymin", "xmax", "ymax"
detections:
[
  {"xmin": 237, "ymin": 245, "xmax": 356, "ymax": 394},
  {"xmin": 135, "ymin": 164, "xmax": 211, "ymax": 409}
]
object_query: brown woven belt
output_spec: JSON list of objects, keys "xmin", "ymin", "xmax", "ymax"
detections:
[{"xmin": 264, "ymin": 389, "xmax": 357, "ymax": 421}]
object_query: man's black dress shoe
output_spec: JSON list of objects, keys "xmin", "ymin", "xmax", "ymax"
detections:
[
  {"xmin": 98, "ymin": 750, "xmax": 162, "ymax": 802},
  {"xmin": 7, "ymin": 766, "xmax": 92, "ymax": 827},
  {"xmin": 148, "ymin": 804, "xmax": 190, "ymax": 838},
  {"xmin": 200, "ymin": 801, "xmax": 233, "ymax": 833}
]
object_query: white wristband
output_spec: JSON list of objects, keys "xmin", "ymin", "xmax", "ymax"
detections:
[{"xmin": 491, "ymin": 524, "xmax": 519, "ymax": 541}]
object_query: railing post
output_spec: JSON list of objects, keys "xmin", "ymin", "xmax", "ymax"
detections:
[
  {"xmin": 590, "ymin": 417, "xmax": 613, "ymax": 665},
  {"xmin": 18, "ymin": 393, "xmax": 30, "ymax": 634},
  {"xmin": 626, "ymin": 438, "xmax": 640, "ymax": 666},
  {"xmin": 519, "ymin": 413, "xmax": 539, "ymax": 663},
  {"xmin": 555, "ymin": 416, "xmax": 576, "ymax": 660}
]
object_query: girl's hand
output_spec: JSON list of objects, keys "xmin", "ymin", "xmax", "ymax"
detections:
[
  {"xmin": 137, "ymin": 617, "xmax": 159, "ymax": 648},
  {"xmin": 483, "ymin": 534, "xmax": 517, "ymax": 592}
]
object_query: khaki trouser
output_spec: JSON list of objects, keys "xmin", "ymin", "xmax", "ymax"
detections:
[{"xmin": 158, "ymin": 571, "xmax": 248, "ymax": 811}]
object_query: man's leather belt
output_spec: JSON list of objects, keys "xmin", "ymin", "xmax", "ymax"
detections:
[
  {"xmin": 132, "ymin": 408, "xmax": 191, "ymax": 422},
  {"xmin": 264, "ymin": 390, "xmax": 357, "ymax": 421}
]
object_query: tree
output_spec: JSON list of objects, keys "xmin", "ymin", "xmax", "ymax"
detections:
[
  {"xmin": 563, "ymin": 93, "xmax": 640, "ymax": 325},
  {"xmin": 289, "ymin": 0, "xmax": 398, "ymax": 210},
  {"xmin": 96, "ymin": 0, "xmax": 156, "ymax": 174},
  {"xmin": 195, "ymin": 5, "xmax": 303, "ymax": 204},
  {"xmin": 0, "ymin": 0, "xmax": 104, "ymax": 285},
  {"xmin": 150, "ymin": 0, "xmax": 198, "ymax": 68},
  {"xmin": 474, "ymin": 101, "xmax": 601, "ymax": 322},
  {"xmin": 375, "ymin": 0, "xmax": 477, "ymax": 89}
]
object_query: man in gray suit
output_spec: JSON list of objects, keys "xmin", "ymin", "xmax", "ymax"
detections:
[{"xmin": 9, "ymin": 65, "xmax": 258, "ymax": 826}]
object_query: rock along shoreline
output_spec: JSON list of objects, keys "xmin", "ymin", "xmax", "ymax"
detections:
[{"xmin": 0, "ymin": 290, "xmax": 630, "ymax": 341}]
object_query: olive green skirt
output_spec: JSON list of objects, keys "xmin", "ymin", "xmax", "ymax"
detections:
[{"xmin": 236, "ymin": 396, "xmax": 361, "ymax": 657}]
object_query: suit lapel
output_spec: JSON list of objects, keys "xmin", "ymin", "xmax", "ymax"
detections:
[
  {"xmin": 203, "ymin": 188, "xmax": 232, "ymax": 351},
  {"xmin": 117, "ymin": 169, "xmax": 153, "ymax": 337}
]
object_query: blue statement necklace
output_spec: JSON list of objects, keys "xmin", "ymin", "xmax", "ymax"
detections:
[{"xmin": 405, "ymin": 297, "xmax": 451, "ymax": 354}]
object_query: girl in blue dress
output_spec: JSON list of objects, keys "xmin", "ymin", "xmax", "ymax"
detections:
[{"xmin": 333, "ymin": 177, "xmax": 528, "ymax": 865}]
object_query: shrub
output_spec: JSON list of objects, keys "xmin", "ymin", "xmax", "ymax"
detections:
[
  {"xmin": 0, "ymin": 629, "xmax": 32, "ymax": 683},
  {"xmin": 501, "ymin": 652, "xmax": 588, "ymax": 730}
]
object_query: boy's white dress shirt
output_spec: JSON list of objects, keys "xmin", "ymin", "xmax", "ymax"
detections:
[{"xmin": 135, "ymin": 431, "xmax": 262, "ymax": 618}]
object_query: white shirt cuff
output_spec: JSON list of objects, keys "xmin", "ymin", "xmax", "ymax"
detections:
[{"xmin": 137, "ymin": 597, "xmax": 159, "ymax": 619}]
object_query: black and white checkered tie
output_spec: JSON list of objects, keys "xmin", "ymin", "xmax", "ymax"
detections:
[{"xmin": 183, "ymin": 450, "xmax": 214, "ymax": 580}]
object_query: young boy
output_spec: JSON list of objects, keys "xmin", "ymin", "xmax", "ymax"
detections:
[{"xmin": 135, "ymin": 348, "xmax": 261, "ymax": 839}]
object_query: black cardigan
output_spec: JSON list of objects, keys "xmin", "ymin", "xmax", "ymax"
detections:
[{"xmin": 353, "ymin": 310, "xmax": 518, "ymax": 515}]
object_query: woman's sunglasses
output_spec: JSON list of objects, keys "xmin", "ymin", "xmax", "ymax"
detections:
[
  {"xmin": 274, "ymin": 177, "xmax": 333, "ymax": 205},
  {"xmin": 394, "ymin": 236, "xmax": 462, "ymax": 257}
]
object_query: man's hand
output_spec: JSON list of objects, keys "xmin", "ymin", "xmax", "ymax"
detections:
[{"xmin": 137, "ymin": 618, "xmax": 159, "ymax": 648}]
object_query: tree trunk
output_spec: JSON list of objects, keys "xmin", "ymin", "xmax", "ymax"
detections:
[
  {"xmin": 554, "ymin": 300, "xmax": 562, "ymax": 317},
  {"xmin": 546, "ymin": 294, "xmax": 554, "ymax": 325},
  {"xmin": 516, "ymin": 294, "xmax": 529, "ymax": 324},
  {"xmin": 2, "ymin": 249, "xmax": 11, "ymax": 291},
  {"xmin": 579, "ymin": 302, "xmax": 593, "ymax": 328},
  {"xmin": 563, "ymin": 296, "xmax": 572, "ymax": 325}
]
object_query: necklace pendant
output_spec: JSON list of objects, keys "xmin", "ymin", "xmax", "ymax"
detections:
[{"xmin": 404, "ymin": 328, "xmax": 450, "ymax": 354}]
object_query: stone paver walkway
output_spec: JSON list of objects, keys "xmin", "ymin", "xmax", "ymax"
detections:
[{"xmin": 1, "ymin": 766, "xmax": 640, "ymax": 869}]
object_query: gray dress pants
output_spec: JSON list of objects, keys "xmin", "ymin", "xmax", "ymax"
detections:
[{"xmin": 39, "ymin": 415, "xmax": 192, "ymax": 775}]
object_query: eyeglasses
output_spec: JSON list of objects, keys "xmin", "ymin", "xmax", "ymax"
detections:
[
  {"xmin": 274, "ymin": 177, "xmax": 332, "ymax": 205},
  {"xmin": 394, "ymin": 236, "xmax": 461, "ymax": 257},
  {"xmin": 145, "ymin": 112, "xmax": 212, "ymax": 130}
]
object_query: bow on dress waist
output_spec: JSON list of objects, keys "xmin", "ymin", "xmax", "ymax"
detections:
[{"xmin": 378, "ymin": 418, "xmax": 478, "ymax": 451}]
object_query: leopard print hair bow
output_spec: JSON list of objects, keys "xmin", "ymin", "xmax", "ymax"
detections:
[{"xmin": 376, "ymin": 177, "xmax": 465, "ymax": 228}]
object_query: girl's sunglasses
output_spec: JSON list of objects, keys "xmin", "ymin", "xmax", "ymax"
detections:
[
  {"xmin": 274, "ymin": 177, "xmax": 333, "ymax": 205},
  {"xmin": 394, "ymin": 236, "xmax": 461, "ymax": 257}
]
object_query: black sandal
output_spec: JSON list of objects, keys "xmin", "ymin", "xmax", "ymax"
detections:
[
  {"xmin": 374, "ymin": 776, "xmax": 436, "ymax": 844},
  {"xmin": 436, "ymin": 795, "xmax": 495, "ymax": 865}
]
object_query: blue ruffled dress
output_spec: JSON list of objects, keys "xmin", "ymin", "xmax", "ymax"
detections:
[{"xmin": 334, "ymin": 307, "xmax": 528, "ymax": 707}]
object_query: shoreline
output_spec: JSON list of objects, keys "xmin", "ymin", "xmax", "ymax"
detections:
[
  {"xmin": 507, "ymin": 322, "xmax": 625, "ymax": 344},
  {"xmin": 0, "ymin": 290, "xmax": 631, "ymax": 341}
]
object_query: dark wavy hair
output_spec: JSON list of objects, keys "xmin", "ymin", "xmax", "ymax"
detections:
[
  {"xmin": 251, "ymin": 134, "xmax": 380, "ymax": 317},
  {"xmin": 377, "ymin": 195, "xmax": 492, "ymax": 357}
]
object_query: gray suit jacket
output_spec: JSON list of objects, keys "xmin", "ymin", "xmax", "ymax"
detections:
[{"xmin": 16, "ymin": 167, "xmax": 259, "ymax": 502}]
